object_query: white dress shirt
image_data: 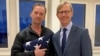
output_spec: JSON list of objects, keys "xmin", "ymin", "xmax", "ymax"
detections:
[{"xmin": 60, "ymin": 21, "xmax": 73, "ymax": 47}]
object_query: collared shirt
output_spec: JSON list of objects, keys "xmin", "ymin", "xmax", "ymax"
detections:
[{"xmin": 60, "ymin": 21, "xmax": 73, "ymax": 46}]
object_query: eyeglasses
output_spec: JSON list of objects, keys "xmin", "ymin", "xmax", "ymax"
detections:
[{"xmin": 58, "ymin": 10, "xmax": 71, "ymax": 14}]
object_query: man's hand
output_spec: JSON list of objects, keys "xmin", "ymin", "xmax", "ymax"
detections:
[{"xmin": 34, "ymin": 44, "xmax": 47, "ymax": 56}]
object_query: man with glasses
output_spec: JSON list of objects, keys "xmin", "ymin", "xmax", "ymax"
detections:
[{"xmin": 52, "ymin": 1, "xmax": 92, "ymax": 56}]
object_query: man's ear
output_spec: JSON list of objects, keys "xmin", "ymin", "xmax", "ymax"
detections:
[
  {"xmin": 42, "ymin": 15, "xmax": 45, "ymax": 20},
  {"xmin": 71, "ymin": 11, "xmax": 73, "ymax": 17}
]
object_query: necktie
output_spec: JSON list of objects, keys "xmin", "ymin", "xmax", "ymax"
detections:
[{"xmin": 62, "ymin": 28, "xmax": 67, "ymax": 53}]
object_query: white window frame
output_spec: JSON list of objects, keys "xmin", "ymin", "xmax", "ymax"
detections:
[
  {"xmin": 93, "ymin": 3, "xmax": 100, "ymax": 54},
  {"xmin": 0, "ymin": 0, "xmax": 11, "ymax": 55}
]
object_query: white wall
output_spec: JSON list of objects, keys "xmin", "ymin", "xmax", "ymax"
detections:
[
  {"xmin": 0, "ymin": 0, "xmax": 100, "ymax": 56},
  {"xmin": 0, "ymin": 0, "xmax": 18, "ymax": 56},
  {"xmin": 46, "ymin": 0, "xmax": 60, "ymax": 33}
]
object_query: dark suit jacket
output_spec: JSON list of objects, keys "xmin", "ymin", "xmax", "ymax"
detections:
[{"xmin": 52, "ymin": 24, "xmax": 92, "ymax": 56}]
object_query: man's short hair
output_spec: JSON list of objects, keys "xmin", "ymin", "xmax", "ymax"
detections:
[
  {"xmin": 31, "ymin": 3, "xmax": 46, "ymax": 14},
  {"xmin": 57, "ymin": 1, "xmax": 73, "ymax": 13}
]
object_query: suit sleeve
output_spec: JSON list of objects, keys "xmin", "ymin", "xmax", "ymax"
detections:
[
  {"xmin": 11, "ymin": 33, "xmax": 35, "ymax": 56},
  {"xmin": 81, "ymin": 29, "xmax": 92, "ymax": 56}
]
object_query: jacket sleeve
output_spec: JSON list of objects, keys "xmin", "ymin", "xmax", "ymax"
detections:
[
  {"xmin": 11, "ymin": 33, "xmax": 35, "ymax": 56},
  {"xmin": 81, "ymin": 29, "xmax": 92, "ymax": 56},
  {"xmin": 45, "ymin": 34, "xmax": 55, "ymax": 56}
]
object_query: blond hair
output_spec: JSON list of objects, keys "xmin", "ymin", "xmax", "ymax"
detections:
[{"xmin": 57, "ymin": 1, "xmax": 73, "ymax": 13}]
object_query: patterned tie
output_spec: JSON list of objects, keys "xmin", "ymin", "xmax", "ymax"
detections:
[{"xmin": 62, "ymin": 28, "xmax": 67, "ymax": 53}]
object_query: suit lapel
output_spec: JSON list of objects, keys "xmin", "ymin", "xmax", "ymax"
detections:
[
  {"xmin": 63, "ymin": 25, "xmax": 77, "ymax": 55},
  {"xmin": 53, "ymin": 31, "xmax": 62, "ymax": 56}
]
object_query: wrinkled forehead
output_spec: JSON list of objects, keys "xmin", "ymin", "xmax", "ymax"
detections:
[{"xmin": 33, "ymin": 6, "xmax": 45, "ymax": 11}]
